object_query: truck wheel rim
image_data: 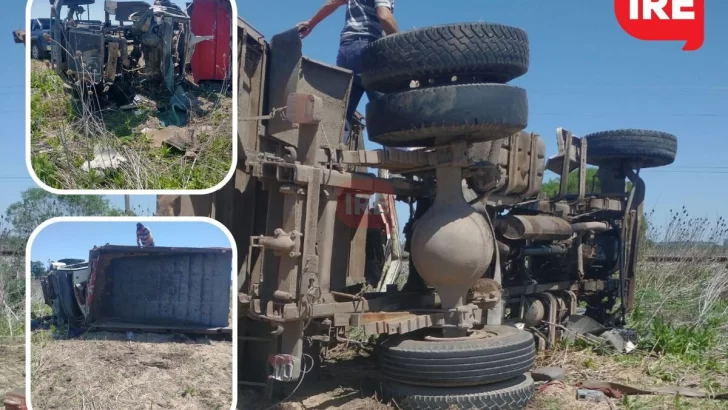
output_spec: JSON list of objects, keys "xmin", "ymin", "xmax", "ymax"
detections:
[{"xmin": 423, "ymin": 328, "xmax": 496, "ymax": 342}]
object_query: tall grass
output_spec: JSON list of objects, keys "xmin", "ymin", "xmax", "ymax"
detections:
[
  {"xmin": 30, "ymin": 45, "xmax": 233, "ymax": 190},
  {"xmin": 0, "ymin": 217, "xmax": 26, "ymax": 341},
  {"xmin": 629, "ymin": 208, "xmax": 728, "ymax": 364}
]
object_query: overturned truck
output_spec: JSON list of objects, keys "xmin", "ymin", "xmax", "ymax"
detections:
[
  {"xmin": 40, "ymin": 245, "xmax": 233, "ymax": 334},
  {"xmin": 158, "ymin": 18, "xmax": 678, "ymax": 409}
]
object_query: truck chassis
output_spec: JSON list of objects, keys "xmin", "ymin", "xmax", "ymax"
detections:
[{"xmin": 157, "ymin": 17, "xmax": 678, "ymax": 409}]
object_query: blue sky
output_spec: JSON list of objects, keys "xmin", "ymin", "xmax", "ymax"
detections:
[
  {"xmin": 30, "ymin": 220, "xmax": 232, "ymax": 262},
  {"xmin": 3, "ymin": 0, "xmax": 728, "ymax": 232}
]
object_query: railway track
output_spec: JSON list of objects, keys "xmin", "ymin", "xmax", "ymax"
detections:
[{"xmin": 644, "ymin": 255, "xmax": 728, "ymax": 262}]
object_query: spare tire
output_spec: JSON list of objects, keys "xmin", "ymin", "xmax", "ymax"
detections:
[
  {"xmin": 584, "ymin": 129, "xmax": 677, "ymax": 168},
  {"xmin": 382, "ymin": 374, "xmax": 535, "ymax": 410},
  {"xmin": 366, "ymin": 83, "xmax": 528, "ymax": 147},
  {"xmin": 378, "ymin": 325, "xmax": 535, "ymax": 387},
  {"xmin": 361, "ymin": 23, "xmax": 529, "ymax": 93}
]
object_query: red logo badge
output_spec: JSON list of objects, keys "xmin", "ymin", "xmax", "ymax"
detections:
[
  {"xmin": 334, "ymin": 176, "xmax": 395, "ymax": 231},
  {"xmin": 614, "ymin": 0, "xmax": 705, "ymax": 51}
]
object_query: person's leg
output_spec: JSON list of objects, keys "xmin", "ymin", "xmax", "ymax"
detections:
[
  {"xmin": 344, "ymin": 75, "xmax": 365, "ymax": 137},
  {"xmin": 336, "ymin": 39, "xmax": 367, "ymax": 133}
]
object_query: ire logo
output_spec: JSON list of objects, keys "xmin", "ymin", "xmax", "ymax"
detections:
[
  {"xmin": 334, "ymin": 178, "xmax": 394, "ymax": 230},
  {"xmin": 614, "ymin": 0, "xmax": 705, "ymax": 51}
]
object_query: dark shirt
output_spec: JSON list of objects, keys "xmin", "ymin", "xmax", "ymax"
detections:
[{"xmin": 340, "ymin": 0, "xmax": 394, "ymax": 43}]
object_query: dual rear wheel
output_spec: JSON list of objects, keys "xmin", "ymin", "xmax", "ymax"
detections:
[{"xmin": 377, "ymin": 326, "xmax": 536, "ymax": 409}]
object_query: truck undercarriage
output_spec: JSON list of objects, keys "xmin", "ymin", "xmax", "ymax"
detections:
[{"xmin": 158, "ymin": 17, "xmax": 678, "ymax": 409}]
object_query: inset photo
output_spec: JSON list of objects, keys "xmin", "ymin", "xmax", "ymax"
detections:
[
  {"xmin": 27, "ymin": 0, "xmax": 236, "ymax": 192},
  {"xmin": 27, "ymin": 218, "xmax": 235, "ymax": 410}
]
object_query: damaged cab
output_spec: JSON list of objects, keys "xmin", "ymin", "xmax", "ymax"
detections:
[{"xmin": 49, "ymin": 0, "xmax": 207, "ymax": 93}]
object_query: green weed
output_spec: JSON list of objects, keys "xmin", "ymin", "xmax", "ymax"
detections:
[{"xmin": 29, "ymin": 59, "xmax": 233, "ymax": 190}]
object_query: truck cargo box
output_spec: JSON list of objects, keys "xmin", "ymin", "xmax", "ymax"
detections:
[{"xmin": 42, "ymin": 245, "xmax": 233, "ymax": 334}]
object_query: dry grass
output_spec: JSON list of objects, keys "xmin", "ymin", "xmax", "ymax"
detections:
[
  {"xmin": 528, "ymin": 346, "xmax": 728, "ymax": 410},
  {"xmin": 31, "ymin": 330, "xmax": 232, "ymax": 410},
  {"xmin": 241, "ymin": 390, "xmax": 390, "ymax": 410},
  {"xmin": 629, "ymin": 210, "xmax": 728, "ymax": 364},
  {"xmin": 639, "ymin": 208, "xmax": 728, "ymax": 326},
  {"xmin": 30, "ymin": 58, "xmax": 233, "ymax": 190},
  {"xmin": 0, "ymin": 217, "xmax": 25, "ymax": 340},
  {"xmin": 0, "ymin": 344, "xmax": 25, "ymax": 398},
  {"xmin": 0, "ymin": 220, "xmax": 26, "ymax": 398}
]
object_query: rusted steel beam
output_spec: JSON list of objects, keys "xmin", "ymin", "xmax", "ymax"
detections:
[
  {"xmin": 643, "ymin": 255, "xmax": 728, "ymax": 262},
  {"xmin": 256, "ymin": 162, "xmax": 429, "ymax": 197},
  {"xmin": 362, "ymin": 313, "xmax": 444, "ymax": 337}
]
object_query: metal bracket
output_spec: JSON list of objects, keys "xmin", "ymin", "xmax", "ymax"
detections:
[
  {"xmin": 242, "ymin": 106, "xmax": 287, "ymax": 122},
  {"xmin": 541, "ymin": 128, "xmax": 589, "ymax": 203},
  {"xmin": 254, "ymin": 229, "xmax": 302, "ymax": 258},
  {"xmin": 536, "ymin": 292, "xmax": 559, "ymax": 348},
  {"xmin": 445, "ymin": 304, "xmax": 478, "ymax": 330}
]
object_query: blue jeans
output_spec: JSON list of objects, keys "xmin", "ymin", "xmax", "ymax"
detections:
[{"xmin": 336, "ymin": 38, "xmax": 383, "ymax": 140}]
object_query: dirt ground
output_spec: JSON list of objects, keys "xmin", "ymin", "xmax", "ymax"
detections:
[
  {"xmin": 240, "ymin": 348, "xmax": 390, "ymax": 410},
  {"xmin": 239, "ymin": 346, "xmax": 728, "ymax": 410},
  {"xmin": 0, "ymin": 342, "xmax": 25, "ymax": 397},
  {"xmin": 31, "ymin": 331, "xmax": 232, "ymax": 410}
]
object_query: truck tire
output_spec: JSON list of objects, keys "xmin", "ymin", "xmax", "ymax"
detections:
[
  {"xmin": 366, "ymin": 84, "xmax": 528, "ymax": 147},
  {"xmin": 361, "ymin": 23, "xmax": 529, "ymax": 93},
  {"xmin": 584, "ymin": 129, "xmax": 677, "ymax": 168},
  {"xmin": 31, "ymin": 41, "xmax": 42, "ymax": 60},
  {"xmin": 382, "ymin": 374, "xmax": 535, "ymax": 410},
  {"xmin": 378, "ymin": 325, "xmax": 535, "ymax": 387}
]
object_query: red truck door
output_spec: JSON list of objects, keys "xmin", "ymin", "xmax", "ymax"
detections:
[{"xmin": 190, "ymin": 0, "xmax": 232, "ymax": 83}]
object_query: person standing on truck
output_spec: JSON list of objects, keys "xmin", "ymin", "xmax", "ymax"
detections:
[
  {"xmin": 297, "ymin": 0, "xmax": 399, "ymax": 137},
  {"xmin": 136, "ymin": 223, "xmax": 155, "ymax": 248}
]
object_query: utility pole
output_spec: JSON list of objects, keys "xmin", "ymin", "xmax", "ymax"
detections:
[{"xmin": 125, "ymin": 195, "xmax": 131, "ymax": 215}]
